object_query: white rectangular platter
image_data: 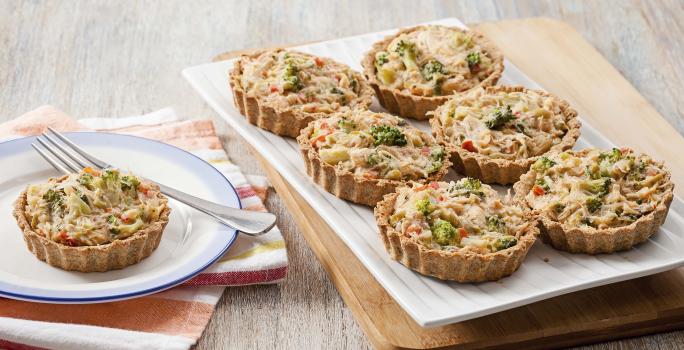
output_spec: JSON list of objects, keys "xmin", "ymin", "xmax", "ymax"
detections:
[{"xmin": 183, "ymin": 18, "xmax": 684, "ymax": 327}]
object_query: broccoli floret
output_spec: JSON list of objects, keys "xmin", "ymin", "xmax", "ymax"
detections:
[
  {"xmin": 586, "ymin": 164, "xmax": 601, "ymax": 180},
  {"xmin": 421, "ymin": 60, "xmax": 445, "ymax": 81},
  {"xmin": 282, "ymin": 61, "xmax": 303, "ymax": 92},
  {"xmin": 101, "ymin": 169, "xmax": 121, "ymax": 192},
  {"xmin": 283, "ymin": 58, "xmax": 297, "ymax": 74},
  {"xmin": 493, "ymin": 235, "xmax": 518, "ymax": 251},
  {"xmin": 121, "ymin": 175, "xmax": 140, "ymax": 191},
  {"xmin": 421, "ymin": 59, "xmax": 446, "ymax": 95},
  {"xmin": 597, "ymin": 148, "xmax": 622, "ymax": 176},
  {"xmin": 283, "ymin": 74, "xmax": 302, "ymax": 92},
  {"xmin": 77, "ymin": 173, "xmax": 93, "ymax": 188},
  {"xmin": 366, "ymin": 151, "xmax": 382, "ymax": 166},
  {"xmin": 535, "ymin": 178, "xmax": 550, "ymax": 191},
  {"xmin": 431, "ymin": 219, "xmax": 457, "ymax": 246},
  {"xmin": 466, "ymin": 52, "xmax": 480, "ymax": 69},
  {"xmin": 338, "ymin": 118, "xmax": 356, "ymax": 131},
  {"xmin": 583, "ymin": 177, "xmax": 610, "ymax": 213},
  {"xmin": 484, "ymin": 105, "xmax": 515, "ymax": 129},
  {"xmin": 459, "ymin": 178, "xmax": 482, "ymax": 190},
  {"xmin": 107, "ymin": 215, "xmax": 117, "ymax": 225},
  {"xmin": 430, "ymin": 147, "xmax": 445, "ymax": 161},
  {"xmin": 532, "ymin": 157, "xmax": 556, "ymax": 173},
  {"xmin": 395, "ymin": 40, "xmax": 415, "ymax": 56},
  {"xmin": 102, "ymin": 169, "xmax": 120, "ymax": 183},
  {"xmin": 585, "ymin": 177, "xmax": 611, "ymax": 197},
  {"xmin": 369, "ymin": 125, "xmax": 407, "ymax": 146},
  {"xmin": 426, "ymin": 160, "xmax": 443, "ymax": 174},
  {"xmin": 627, "ymin": 160, "xmax": 646, "ymax": 181},
  {"xmin": 394, "ymin": 40, "xmax": 418, "ymax": 70},
  {"xmin": 461, "ymin": 178, "xmax": 483, "ymax": 193},
  {"xmin": 427, "ymin": 148, "xmax": 445, "ymax": 173},
  {"xmin": 415, "ymin": 199, "xmax": 434, "ymax": 216},
  {"xmin": 599, "ymin": 148, "xmax": 622, "ymax": 164},
  {"xmin": 452, "ymin": 177, "xmax": 485, "ymax": 197},
  {"xmin": 375, "ymin": 52, "xmax": 389, "ymax": 67},
  {"xmin": 586, "ymin": 196, "xmax": 603, "ymax": 213},
  {"xmin": 486, "ymin": 215, "xmax": 505, "ymax": 233},
  {"xmin": 42, "ymin": 189, "xmax": 64, "ymax": 212}
]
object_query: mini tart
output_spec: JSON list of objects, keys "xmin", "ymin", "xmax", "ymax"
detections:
[
  {"xmin": 361, "ymin": 25, "xmax": 504, "ymax": 120},
  {"xmin": 375, "ymin": 179, "xmax": 538, "ymax": 282},
  {"xmin": 513, "ymin": 148, "xmax": 674, "ymax": 254},
  {"xmin": 297, "ymin": 110, "xmax": 450, "ymax": 206},
  {"xmin": 430, "ymin": 86, "xmax": 580, "ymax": 185},
  {"xmin": 13, "ymin": 168, "xmax": 170, "ymax": 272},
  {"xmin": 229, "ymin": 49, "xmax": 374, "ymax": 137}
]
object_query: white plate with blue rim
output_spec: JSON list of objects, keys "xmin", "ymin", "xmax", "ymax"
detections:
[{"xmin": 0, "ymin": 132, "xmax": 240, "ymax": 303}]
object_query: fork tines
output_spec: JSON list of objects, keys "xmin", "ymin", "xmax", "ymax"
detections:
[{"xmin": 32, "ymin": 128, "xmax": 110, "ymax": 175}]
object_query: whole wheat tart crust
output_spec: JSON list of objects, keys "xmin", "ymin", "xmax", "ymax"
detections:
[
  {"xmin": 229, "ymin": 50, "xmax": 375, "ymax": 138},
  {"xmin": 513, "ymin": 155, "xmax": 675, "ymax": 254},
  {"xmin": 374, "ymin": 191, "xmax": 539, "ymax": 282},
  {"xmin": 430, "ymin": 86, "xmax": 581, "ymax": 185},
  {"xmin": 296, "ymin": 125, "xmax": 451, "ymax": 207},
  {"xmin": 13, "ymin": 188, "xmax": 171, "ymax": 272},
  {"xmin": 361, "ymin": 25, "xmax": 504, "ymax": 120}
]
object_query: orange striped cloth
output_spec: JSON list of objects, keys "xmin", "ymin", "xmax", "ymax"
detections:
[{"xmin": 0, "ymin": 106, "xmax": 288, "ymax": 350}]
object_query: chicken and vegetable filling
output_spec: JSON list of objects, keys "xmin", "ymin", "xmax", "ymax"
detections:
[
  {"xmin": 239, "ymin": 50, "xmax": 366, "ymax": 114},
  {"xmin": 434, "ymin": 87, "xmax": 572, "ymax": 160},
  {"xmin": 525, "ymin": 148, "xmax": 670, "ymax": 229},
  {"xmin": 389, "ymin": 179, "xmax": 529, "ymax": 254},
  {"xmin": 306, "ymin": 110, "xmax": 446, "ymax": 181},
  {"xmin": 24, "ymin": 168, "xmax": 167, "ymax": 246},
  {"xmin": 373, "ymin": 25, "xmax": 499, "ymax": 97}
]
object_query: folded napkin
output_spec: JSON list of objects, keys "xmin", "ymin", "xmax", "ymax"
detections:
[{"xmin": 0, "ymin": 106, "xmax": 288, "ymax": 350}]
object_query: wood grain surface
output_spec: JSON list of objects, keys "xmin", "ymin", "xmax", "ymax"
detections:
[{"xmin": 2, "ymin": 1, "xmax": 683, "ymax": 349}]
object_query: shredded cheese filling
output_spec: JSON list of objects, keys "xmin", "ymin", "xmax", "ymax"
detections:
[
  {"xmin": 434, "ymin": 87, "xmax": 571, "ymax": 160},
  {"xmin": 306, "ymin": 110, "xmax": 445, "ymax": 181},
  {"xmin": 373, "ymin": 25, "xmax": 498, "ymax": 97},
  {"xmin": 390, "ymin": 179, "xmax": 528, "ymax": 254},
  {"xmin": 525, "ymin": 148, "xmax": 669, "ymax": 229},
  {"xmin": 239, "ymin": 50, "xmax": 366, "ymax": 113},
  {"xmin": 24, "ymin": 168, "xmax": 166, "ymax": 246}
]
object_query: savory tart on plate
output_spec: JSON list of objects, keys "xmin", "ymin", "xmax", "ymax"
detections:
[
  {"xmin": 430, "ymin": 86, "xmax": 581, "ymax": 184},
  {"xmin": 297, "ymin": 110, "xmax": 450, "ymax": 206},
  {"xmin": 361, "ymin": 25, "xmax": 504, "ymax": 119},
  {"xmin": 229, "ymin": 49, "xmax": 374, "ymax": 137},
  {"xmin": 13, "ymin": 168, "xmax": 170, "ymax": 272},
  {"xmin": 514, "ymin": 148, "xmax": 674, "ymax": 254},
  {"xmin": 375, "ymin": 178, "xmax": 538, "ymax": 282}
]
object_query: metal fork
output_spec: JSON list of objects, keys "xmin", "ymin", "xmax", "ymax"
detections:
[{"xmin": 30, "ymin": 127, "xmax": 277, "ymax": 236}]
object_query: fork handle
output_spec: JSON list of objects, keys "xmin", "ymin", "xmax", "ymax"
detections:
[{"xmin": 155, "ymin": 182, "xmax": 277, "ymax": 236}]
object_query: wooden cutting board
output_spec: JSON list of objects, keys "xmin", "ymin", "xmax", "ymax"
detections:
[{"xmin": 214, "ymin": 17, "xmax": 684, "ymax": 350}]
